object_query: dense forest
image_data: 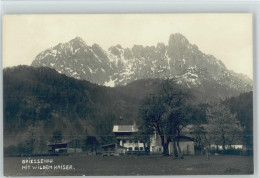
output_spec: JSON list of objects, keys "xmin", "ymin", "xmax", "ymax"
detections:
[
  {"xmin": 3, "ymin": 66, "xmax": 253, "ymax": 155},
  {"xmin": 3, "ymin": 66, "xmax": 174, "ymax": 153}
]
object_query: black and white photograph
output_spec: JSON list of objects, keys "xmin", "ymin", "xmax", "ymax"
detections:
[{"xmin": 2, "ymin": 14, "xmax": 253, "ymax": 176}]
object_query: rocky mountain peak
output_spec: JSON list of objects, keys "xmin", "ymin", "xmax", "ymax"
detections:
[
  {"xmin": 108, "ymin": 45, "xmax": 124, "ymax": 58},
  {"xmin": 68, "ymin": 36, "xmax": 87, "ymax": 49},
  {"xmin": 169, "ymin": 33, "xmax": 189, "ymax": 45},
  {"xmin": 167, "ymin": 33, "xmax": 191, "ymax": 59},
  {"xmin": 31, "ymin": 33, "xmax": 252, "ymax": 98},
  {"xmin": 70, "ymin": 36, "xmax": 86, "ymax": 43}
]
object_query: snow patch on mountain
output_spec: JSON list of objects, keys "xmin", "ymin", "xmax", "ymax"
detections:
[{"xmin": 31, "ymin": 34, "xmax": 252, "ymax": 95}]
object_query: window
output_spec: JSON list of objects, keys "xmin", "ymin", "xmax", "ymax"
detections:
[
  {"xmin": 134, "ymin": 147, "xmax": 139, "ymax": 151},
  {"xmin": 140, "ymin": 147, "xmax": 144, "ymax": 151},
  {"xmin": 122, "ymin": 140, "xmax": 126, "ymax": 143},
  {"xmin": 159, "ymin": 148, "xmax": 162, "ymax": 151},
  {"xmin": 129, "ymin": 140, "xmax": 132, "ymax": 143},
  {"xmin": 128, "ymin": 147, "xmax": 132, "ymax": 151}
]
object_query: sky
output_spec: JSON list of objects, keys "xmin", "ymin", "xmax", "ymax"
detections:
[{"xmin": 2, "ymin": 14, "xmax": 253, "ymax": 79}]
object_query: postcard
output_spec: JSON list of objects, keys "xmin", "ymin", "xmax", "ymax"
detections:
[{"xmin": 2, "ymin": 14, "xmax": 253, "ymax": 176}]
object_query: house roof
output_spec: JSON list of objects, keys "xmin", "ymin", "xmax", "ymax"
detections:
[
  {"xmin": 113, "ymin": 125, "xmax": 138, "ymax": 133},
  {"xmin": 47, "ymin": 139, "xmax": 80, "ymax": 146}
]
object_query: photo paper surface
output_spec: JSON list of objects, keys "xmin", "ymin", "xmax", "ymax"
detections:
[{"xmin": 3, "ymin": 14, "xmax": 253, "ymax": 176}]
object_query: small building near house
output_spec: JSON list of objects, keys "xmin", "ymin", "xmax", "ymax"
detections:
[
  {"xmin": 150, "ymin": 131, "xmax": 195, "ymax": 155},
  {"xmin": 47, "ymin": 141, "xmax": 68, "ymax": 154},
  {"xmin": 47, "ymin": 139, "xmax": 82, "ymax": 155},
  {"xmin": 101, "ymin": 143, "xmax": 127, "ymax": 156},
  {"xmin": 150, "ymin": 131, "xmax": 163, "ymax": 154}
]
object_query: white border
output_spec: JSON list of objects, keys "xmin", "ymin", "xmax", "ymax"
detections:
[{"xmin": 0, "ymin": 0, "xmax": 259, "ymax": 178}]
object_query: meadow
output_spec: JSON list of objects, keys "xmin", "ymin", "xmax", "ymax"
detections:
[{"xmin": 4, "ymin": 155, "xmax": 253, "ymax": 176}]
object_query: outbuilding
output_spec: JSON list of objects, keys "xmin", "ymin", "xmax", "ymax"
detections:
[{"xmin": 101, "ymin": 143, "xmax": 127, "ymax": 156}]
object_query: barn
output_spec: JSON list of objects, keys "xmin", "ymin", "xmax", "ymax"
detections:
[{"xmin": 47, "ymin": 139, "xmax": 82, "ymax": 154}]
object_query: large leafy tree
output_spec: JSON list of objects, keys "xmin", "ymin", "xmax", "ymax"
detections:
[
  {"xmin": 206, "ymin": 103, "xmax": 243, "ymax": 153},
  {"xmin": 139, "ymin": 79, "xmax": 191, "ymax": 157},
  {"xmin": 136, "ymin": 119, "xmax": 154, "ymax": 153}
]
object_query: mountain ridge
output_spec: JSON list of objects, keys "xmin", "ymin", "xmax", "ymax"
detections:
[{"xmin": 31, "ymin": 33, "xmax": 252, "ymax": 96}]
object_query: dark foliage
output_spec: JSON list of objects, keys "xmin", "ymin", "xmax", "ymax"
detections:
[
  {"xmin": 50, "ymin": 130, "xmax": 63, "ymax": 144},
  {"xmin": 223, "ymin": 91, "xmax": 253, "ymax": 152},
  {"xmin": 84, "ymin": 136, "xmax": 99, "ymax": 152},
  {"xmin": 3, "ymin": 66, "xmax": 159, "ymax": 150}
]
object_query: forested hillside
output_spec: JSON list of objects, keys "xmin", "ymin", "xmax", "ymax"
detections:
[{"xmin": 3, "ymin": 66, "xmax": 169, "ymax": 150}]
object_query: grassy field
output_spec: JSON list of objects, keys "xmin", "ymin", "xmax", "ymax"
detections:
[{"xmin": 4, "ymin": 155, "xmax": 253, "ymax": 176}]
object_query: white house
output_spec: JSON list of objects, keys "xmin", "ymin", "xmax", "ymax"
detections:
[
  {"xmin": 112, "ymin": 125, "xmax": 145, "ymax": 152},
  {"xmin": 112, "ymin": 124, "xmax": 195, "ymax": 155}
]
